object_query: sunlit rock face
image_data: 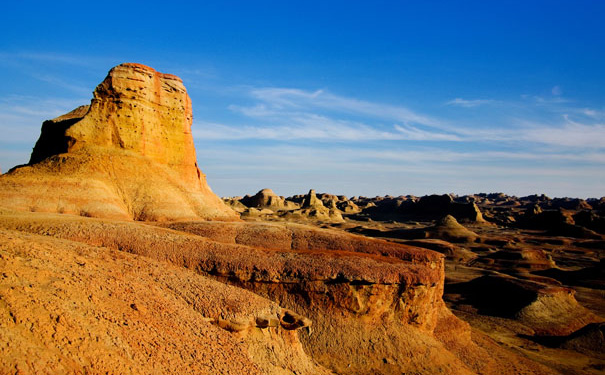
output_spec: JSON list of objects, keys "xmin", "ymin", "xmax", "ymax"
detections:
[{"xmin": 1, "ymin": 63, "xmax": 238, "ymax": 221}]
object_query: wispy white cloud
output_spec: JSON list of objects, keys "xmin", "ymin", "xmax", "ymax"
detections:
[
  {"xmin": 578, "ymin": 108, "xmax": 605, "ymax": 120},
  {"xmin": 392, "ymin": 125, "xmax": 460, "ymax": 141},
  {"xmin": 28, "ymin": 73, "xmax": 92, "ymax": 95},
  {"xmin": 531, "ymin": 95, "xmax": 570, "ymax": 105},
  {"xmin": 197, "ymin": 86, "xmax": 461, "ymax": 142},
  {"xmin": 551, "ymin": 85, "xmax": 562, "ymax": 96},
  {"xmin": 228, "ymin": 103, "xmax": 278, "ymax": 117},
  {"xmin": 193, "ymin": 117, "xmax": 460, "ymax": 142},
  {"xmin": 201, "ymin": 108, "xmax": 605, "ymax": 150},
  {"xmin": 0, "ymin": 95, "xmax": 88, "ymax": 143},
  {"xmin": 583, "ymin": 108, "xmax": 597, "ymax": 117},
  {"xmin": 446, "ymin": 98, "xmax": 495, "ymax": 107},
  {"xmin": 248, "ymin": 87, "xmax": 441, "ymax": 127},
  {"xmin": 0, "ymin": 51, "xmax": 113, "ymax": 68},
  {"xmin": 361, "ymin": 148, "xmax": 605, "ymax": 164},
  {"xmin": 195, "ymin": 84, "xmax": 605, "ymax": 150},
  {"xmin": 517, "ymin": 116, "xmax": 605, "ymax": 148}
]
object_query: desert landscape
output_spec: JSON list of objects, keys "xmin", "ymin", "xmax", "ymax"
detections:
[{"xmin": 0, "ymin": 63, "xmax": 603, "ymax": 375}]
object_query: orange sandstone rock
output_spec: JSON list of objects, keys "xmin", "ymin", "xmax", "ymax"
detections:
[{"xmin": 0, "ymin": 63, "xmax": 237, "ymax": 221}]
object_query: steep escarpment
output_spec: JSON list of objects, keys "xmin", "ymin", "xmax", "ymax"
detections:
[{"xmin": 0, "ymin": 63, "xmax": 236, "ymax": 221}]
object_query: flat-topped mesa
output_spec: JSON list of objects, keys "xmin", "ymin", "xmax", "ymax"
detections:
[{"xmin": 0, "ymin": 63, "xmax": 237, "ymax": 221}]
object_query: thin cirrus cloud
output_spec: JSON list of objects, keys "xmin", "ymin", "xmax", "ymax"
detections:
[
  {"xmin": 193, "ymin": 118, "xmax": 460, "ymax": 142},
  {"xmin": 517, "ymin": 117, "xmax": 605, "ymax": 148},
  {"xmin": 194, "ymin": 85, "xmax": 605, "ymax": 150},
  {"xmin": 0, "ymin": 51, "xmax": 115, "ymax": 69},
  {"xmin": 450, "ymin": 116, "xmax": 605, "ymax": 149},
  {"xmin": 194, "ymin": 87, "xmax": 461, "ymax": 142},
  {"xmin": 446, "ymin": 98, "xmax": 495, "ymax": 107},
  {"xmin": 248, "ymin": 87, "xmax": 442, "ymax": 128}
]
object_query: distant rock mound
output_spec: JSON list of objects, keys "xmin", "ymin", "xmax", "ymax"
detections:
[
  {"xmin": 302, "ymin": 189, "xmax": 324, "ymax": 209},
  {"xmin": 358, "ymin": 194, "xmax": 486, "ymax": 223},
  {"xmin": 337, "ymin": 199, "xmax": 360, "ymax": 213},
  {"xmin": 430, "ymin": 215, "xmax": 479, "ymax": 243},
  {"xmin": 0, "ymin": 63, "xmax": 237, "ymax": 221},
  {"xmin": 559, "ymin": 322, "xmax": 605, "ymax": 359},
  {"xmin": 522, "ymin": 208, "xmax": 602, "ymax": 239},
  {"xmin": 291, "ymin": 189, "xmax": 343, "ymax": 222},
  {"xmin": 240, "ymin": 188, "xmax": 298, "ymax": 211},
  {"xmin": 450, "ymin": 202, "xmax": 485, "ymax": 223},
  {"xmin": 448, "ymin": 274, "xmax": 602, "ymax": 336},
  {"xmin": 416, "ymin": 194, "xmax": 454, "ymax": 215}
]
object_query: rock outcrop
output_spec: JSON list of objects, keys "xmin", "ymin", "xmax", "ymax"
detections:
[
  {"xmin": 0, "ymin": 63, "xmax": 237, "ymax": 221},
  {"xmin": 240, "ymin": 188, "xmax": 298, "ymax": 211},
  {"xmin": 430, "ymin": 215, "xmax": 479, "ymax": 243},
  {"xmin": 302, "ymin": 189, "xmax": 323, "ymax": 209},
  {"xmin": 447, "ymin": 274, "xmax": 601, "ymax": 336},
  {"xmin": 289, "ymin": 189, "xmax": 344, "ymax": 222},
  {"xmin": 559, "ymin": 323, "xmax": 605, "ymax": 359}
]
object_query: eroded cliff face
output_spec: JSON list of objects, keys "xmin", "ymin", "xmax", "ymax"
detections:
[
  {"xmin": 160, "ymin": 221, "xmax": 470, "ymax": 374},
  {"xmin": 0, "ymin": 63, "xmax": 237, "ymax": 221},
  {"xmin": 65, "ymin": 64, "xmax": 198, "ymax": 185}
]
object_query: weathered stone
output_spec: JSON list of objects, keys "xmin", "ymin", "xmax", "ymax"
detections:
[{"xmin": 0, "ymin": 63, "xmax": 237, "ymax": 221}]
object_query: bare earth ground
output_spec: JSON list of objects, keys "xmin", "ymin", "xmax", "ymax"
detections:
[{"xmin": 321, "ymin": 212, "xmax": 605, "ymax": 374}]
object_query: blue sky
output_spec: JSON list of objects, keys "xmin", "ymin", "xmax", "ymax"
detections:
[{"xmin": 1, "ymin": 1, "xmax": 604, "ymax": 198}]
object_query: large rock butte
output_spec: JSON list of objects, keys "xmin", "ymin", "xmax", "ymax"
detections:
[{"xmin": 0, "ymin": 63, "xmax": 237, "ymax": 221}]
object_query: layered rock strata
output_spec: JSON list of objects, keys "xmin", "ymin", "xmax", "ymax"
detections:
[{"xmin": 0, "ymin": 63, "xmax": 236, "ymax": 221}]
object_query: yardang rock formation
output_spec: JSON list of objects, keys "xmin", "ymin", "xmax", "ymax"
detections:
[{"xmin": 0, "ymin": 63, "xmax": 236, "ymax": 221}]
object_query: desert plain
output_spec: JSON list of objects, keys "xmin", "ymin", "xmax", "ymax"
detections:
[{"xmin": 0, "ymin": 63, "xmax": 603, "ymax": 375}]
